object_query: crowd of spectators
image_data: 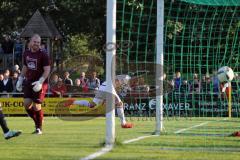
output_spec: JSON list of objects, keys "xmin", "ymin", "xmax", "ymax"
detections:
[
  {"xmin": 0, "ymin": 65, "xmax": 21, "ymax": 97},
  {"xmin": 0, "ymin": 66, "xmax": 154, "ymax": 98},
  {"xmin": 1, "ymin": 61, "xmax": 237, "ymax": 99},
  {"xmin": 0, "ymin": 69, "xmax": 102, "ymax": 97},
  {"xmin": 0, "ymin": 34, "xmax": 23, "ymax": 67},
  {"xmin": 49, "ymin": 71, "xmax": 101, "ymax": 97},
  {"xmin": 166, "ymin": 71, "xmax": 240, "ymax": 97}
]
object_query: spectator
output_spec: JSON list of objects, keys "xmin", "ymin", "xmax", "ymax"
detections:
[
  {"xmin": 190, "ymin": 73, "xmax": 200, "ymax": 92},
  {"xmin": 63, "ymin": 71, "xmax": 73, "ymax": 86},
  {"xmin": 173, "ymin": 71, "xmax": 182, "ymax": 90},
  {"xmin": 79, "ymin": 72, "xmax": 89, "ymax": 87},
  {"xmin": 212, "ymin": 70, "xmax": 220, "ymax": 93},
  {"xmin": 1, "ymin": 35, "xmax": 14, "ymax": 54},
  {"xmin": 201, "ymin": 73, "xmax": 211, "ymax": 93},
  {"xmin": 0, "ymin": 73, "xmax": 3, "ymax": 81},
  {"xmin": 0, "ymin": 69, "xmax": 13, "ymax": 97},
  {"xmin": 14, "ymin": 38, "xmax": 23, "ymax": 64},
  {"xmin": 0, "ymin": 43, "xmax": 4, "ymax": 54},
  {"xmin": 50, "ymin": 79, "xmax": 67, "ymax": 97},
  {"xmin": 12, "ymin": 64, "xmax": 21, "ymax": 74},
  {"xmin": 25, "ymin": 39, "xmax": 31, "ymax": 51},
  {"xmin": 180, "ymin": 80, "xmax": 190, "ymax": 93},
  {"xmin": 163, "ymin": 73, "xmax": 174, "ymax": 93},
  {"xmin": 69, "ymin": 78, "xmax": 83, "ymax": 95},
  {"xmin": 140, "ymin": 77, "xmax": 150, "ymax": 91},
  {"xmin": 12, "ymin": 71, "xmax": 19, "ymax": 93},
  {"xmin": 87, "ymin": 71, "xmax": 100, "ymax": 90},
  {"xmin": 74, "ymin": 78, "xmax": 81, "ymax": 87},
  {"xmin": 49, "ymin": 73, "xmax": 59, "ymax": 87},
  {"xmin": 133, "ymin": 77, "xmax": 149, "ymax": 92},
  {"xmin": 40, "ymin": 43, "xmax": 47, "ymax": 54},
  {"xmin": 129, "ymin": 76, "xmax": 138, "ymax": 89}
]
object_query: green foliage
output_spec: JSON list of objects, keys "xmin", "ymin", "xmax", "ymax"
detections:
[
  {"xmin": 70, "ymin": 34, "xmax": 88, "ymax": 55},
  {"xmin": 166, "ymin": 20, "xmax": 184, "ymax": 39},
  {"xmin": 62, "ymin": 33, "xmax": 102, "ymax": 59},
  {"xmin": 61, "ymin": 34, "xmax": 103, "ymax": 76},
  {"xmin": 0, "ymin": 0, "xmax": 105, "ymax": 51},
  {"xmin": 127, "ymin": 0, "xmax": 144, "ymax": 11}
]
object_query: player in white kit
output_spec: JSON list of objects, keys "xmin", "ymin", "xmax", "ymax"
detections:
[{"xmin": 64, "ymin": 75, "xmax": 133, "ymax": 128}]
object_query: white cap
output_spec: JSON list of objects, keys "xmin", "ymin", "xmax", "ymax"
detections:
[
  {"xmin": 116, "ymin": 74, "xmax": 131, "ymax": 84},
  {"xmin": 14, "ymin": 64, "xmax": 19, "ymax": 70},
  {"xmin": 116, "ymin": 74, "xmax": 131, "ymax": 80}
]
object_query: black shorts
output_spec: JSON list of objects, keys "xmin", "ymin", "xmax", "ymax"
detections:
[{"xmin": 23, "ymin": 80, "xmax": 48, "ymax": 104}]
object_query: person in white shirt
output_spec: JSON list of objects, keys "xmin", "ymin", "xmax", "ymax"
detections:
[{"xmin": 64, "ymin": 75, "xmax": 133, "ymax": 128}]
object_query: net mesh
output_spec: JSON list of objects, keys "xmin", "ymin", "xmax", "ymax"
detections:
[
  {"xmin": 116, "ymin": 0, "xmax": 240, "ymax": 118},
  {"xmin": 180, "ymin": 0, "xmax": 240, "ymax": 6}
]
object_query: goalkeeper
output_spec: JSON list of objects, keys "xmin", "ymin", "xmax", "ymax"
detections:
[
  {"xmin": 64, "ymin": 75, "xmax": 133, "ymax": 128},
  {"xmin": 16, "ymin": 34, "xmax": 51, "ymax": 135}
]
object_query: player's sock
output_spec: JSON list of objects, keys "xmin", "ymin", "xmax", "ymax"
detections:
[
  {"xmin": 35, "ymin": 109, "xmax": 43, "ymax": 130},
  {"xmin": 117, "ymin": 107, "xmax": 126, "ymax": 125},
  {"xmin": 73, "ymin": 100, "xmax": 91, "ymax": 107},
  {"xmin": 0, "ymin": 111, "xmax": 9, "ymax": 134},
  {"xmin": 26, "ymin": 108, "xmax": 36, "ymax": 120},
  {"xmin": 26, "ymin": 108, "xmax": 37, "ymax": 128}
]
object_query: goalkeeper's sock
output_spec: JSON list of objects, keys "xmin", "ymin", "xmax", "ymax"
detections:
[
  {"xmin": 26, "ymin": 108, "xmax": 36, "ymax": 120},
  {"xmin": 117, "ymin": 107, "xmax": 126, "ymax": 125},
  {"xmin": 35, "ymin": 109, "xmax": 43, "ymax": 130},
  {"xmin": 26, "ymin": 108, "xmax": 37, "ymax": 127},
  {"xmin": 73, "ymin": 100, "xmax": 91, "ymax": 107},
  {"xmin": 0, "ymin": 111, "xmax": 9, "ymax": 134}
]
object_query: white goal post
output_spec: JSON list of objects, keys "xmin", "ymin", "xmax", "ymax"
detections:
[
  {"xmin": 106, "ymin": 0, "xmax": 116, "ymax": 145},
  {"xmin": 155, "ymin": 0, "xmax": 164, "ymax": 135},
  {"xmin": 105, "ymin": 0, "xmax": 164, "ymax": 145}
]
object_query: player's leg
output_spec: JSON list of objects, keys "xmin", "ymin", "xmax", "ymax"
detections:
[
  {"xmin": 0, "ymin": 110, "xmax": 10, "ymax": 135},
  {"xmin": 24, "ymin": 98, "xmax": 37, "ymax": 125},
  {"xmin": 63, "ymin": 98, "xmax": 96, "ymax": 108},
  {"xmin": 116, "ymin": 101, "xmax": 133, "ymax": 128},
  {"xmin": 23, "ymin": 80, "xmax": 38, "ymax": 129},
  {"xmin": 112, "ymin": 88, "xmax": 133, "ymax": 128},
  {"xmin": 73, "ymin": 99, "xmax": 96, "ymax": 108},
  {"xmin": 32, "ymin": 103, "xmax": 43, "ymax": 134},
  {"xmin": 31, "ymin": 83, "xmax": 48, "ymax": 134},
  {"xmin": 0, "ymin": 107, "xmax": 21, "ymax": 139}
]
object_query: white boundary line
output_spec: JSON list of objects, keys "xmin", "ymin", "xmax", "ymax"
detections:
[
  {"xmin": 81, "ymin": 119, "xmax": 220, "ymax": 160},
  {"xmin": 80, "ymin": 135, "xmax": 158, "ymax": 160},
  {"xmin": 80, "ymin": 145, "xmax": 113, "ymax": 160},
  {"xmin": 174, "ymin": 118, "xmax": 228, "ymax": 134},
  {"xmin": 174, "ymin": 122, "xmax": 209, "ymax": 134},
  {"xmin": 123, "ymin": 135, "xmax": 159, "ymax": 144}
]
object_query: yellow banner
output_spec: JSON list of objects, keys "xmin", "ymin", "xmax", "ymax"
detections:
[{"xmin": 0, "ymin": 98, "xmax": 105, "ymax": 115}]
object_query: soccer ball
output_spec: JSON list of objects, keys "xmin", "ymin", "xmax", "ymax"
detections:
[{"xmin": 217, "ymin": 66, "xmax": 234, "ymax": 82}]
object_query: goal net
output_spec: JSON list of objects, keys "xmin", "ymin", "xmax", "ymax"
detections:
[{"xmin": 116, "ymin": 0, "xmax": 240, "ymax": 120}]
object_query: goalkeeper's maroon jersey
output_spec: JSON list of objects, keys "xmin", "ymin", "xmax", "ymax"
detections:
[{"xmin": 23, "ymin": 49, "xmax": 50, "ymax": 82}]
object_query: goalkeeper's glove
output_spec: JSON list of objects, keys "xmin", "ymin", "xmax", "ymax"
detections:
[
  {"xmin": 16, "ymin": 76, "xmax": 24, "ymax": 92},
  {"xmin": 32, "ymin": 77, "xmax": 45, "ymax": 92}
]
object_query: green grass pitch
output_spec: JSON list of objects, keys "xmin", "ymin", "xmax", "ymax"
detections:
[{"xmin": 0, "ymin": 117, "xmax": 239, "ymax": 160}]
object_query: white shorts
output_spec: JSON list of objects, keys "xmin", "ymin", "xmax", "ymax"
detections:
[{"xmin": 93, "ymin": 84, "xmax": 121, "ymax": 105}]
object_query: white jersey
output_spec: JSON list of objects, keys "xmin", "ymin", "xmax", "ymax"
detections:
[{"xmin": 93, "ymin": 81, "xmax": 121, "ymax": 105}]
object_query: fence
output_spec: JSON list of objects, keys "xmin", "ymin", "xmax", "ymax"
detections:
[{"xmin": 1, "ymin": 90, "xmax": 239, "ymax": 117}]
